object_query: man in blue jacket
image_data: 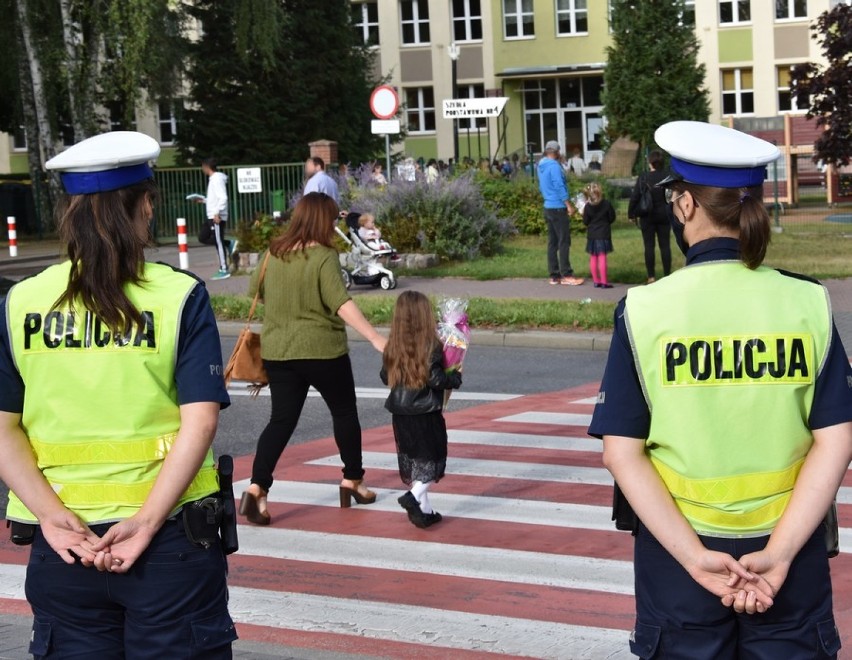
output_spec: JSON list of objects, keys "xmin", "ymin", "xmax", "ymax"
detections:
[{"xmin": 538, "ymin": 141, "xmax": 584, "ymax": 286}]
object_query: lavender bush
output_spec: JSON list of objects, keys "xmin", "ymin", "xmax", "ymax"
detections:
[{"xmin": 345, "ymin": 171, "xmax": 515, "ymax": 261}]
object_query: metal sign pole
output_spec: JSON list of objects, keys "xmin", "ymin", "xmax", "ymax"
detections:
[{"xmin": 385, "ymin": 134, "xmax": 391, "ymax": 183}]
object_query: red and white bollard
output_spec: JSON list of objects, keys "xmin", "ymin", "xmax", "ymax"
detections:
[
  {"xmin": 176, "ymin": 217, "xmax": 189, "ymax": 270},
  {"xmin": 7, "ymin": 216, "xmax": 17, "ymax": 257}
]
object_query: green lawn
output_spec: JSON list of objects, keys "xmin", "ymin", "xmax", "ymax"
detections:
[
  {"xmin": 211, "ymin": 293, "xmax": 615, "ymax": 330},
  {"xmin": 404, "ymin": 221, "xmax": 852, "ymax": 282}
]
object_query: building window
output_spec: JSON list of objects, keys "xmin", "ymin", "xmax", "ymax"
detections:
[
  {"xmin": 556, "ymin": 0, "xmax": 588, "ymax": 35},
  {"xmin": 12, "ymin": 126, "xmax": 27, "ymax": 151},
  {"xmin": 405, "ymin": 87, "xmax": 435, "ymax": 133},
  {"xmin": 108, "ymin": 101, "xmax": 136, "ymax": 132},
  {"xmin": 719, "ymin": 0, "xmax": 751, "ymax": 24},
  {"xmin": 459, "ymin": 84, "xmax": 487, "ymax": 130},
  {"xmin": 504, "ymin": 0, "xmax": 534, "ymax": 39},
  {"xmin": 401, "ymin": 0, "xmax": 430, "ymax": 45},
  {"xmin": 352, "ymin": 1, "xmax": 379, "ymax": 46},
  {"xmin": 722, "ymin": 68, "xmax": 754, "ymax": 115},
  {"xmin": 452, "ymin": 0, "xmax": 483, "ymax": 42},
  {"xmin": 778, "ymin": 66, "xmax": 808, "ymax": 112},
  {"xmin": 775, "ymin": 0, "xmax": 807, "ymax": 19},
  {"xmin": 523, "ymin": 76, "xmax": 604, "ymax": 154},
  {"xmin": 680, "ymin": 0, "xmax": 696, "ymax": 26},
  {"xmin": 158, "ymin": 101, "xmax": 182, "ymax": 145}
]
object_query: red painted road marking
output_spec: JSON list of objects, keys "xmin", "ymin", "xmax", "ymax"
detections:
[{"xmin": 1, "ymin": 380, "xmax": 850, "ymax": 657}]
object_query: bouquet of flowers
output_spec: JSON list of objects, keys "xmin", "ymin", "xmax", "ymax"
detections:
[{"xmin": 436, "ymin": 297, "xmax": 470, "ymax": 408}]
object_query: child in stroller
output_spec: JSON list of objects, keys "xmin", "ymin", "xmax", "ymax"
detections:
[
  {"xmin": 357, "ymin": 213, "xmax": 395, "ymax": 253},
  {"xmin": 335, "ymin": 211, "xmax": 399, "ymax": 290}
]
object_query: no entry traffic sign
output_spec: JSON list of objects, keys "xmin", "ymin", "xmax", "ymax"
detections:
[{"xmin": 370, "ymin": 85, "xmax": 399, "ymax": 120}]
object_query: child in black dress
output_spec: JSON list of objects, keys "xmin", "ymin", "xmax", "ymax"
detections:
[
  {"xmin": 381, "ymin": 291, "xmax": 462, "ymax": 528},
  {"xmin": 582, "ymin": 181, "xmax": 616, "ymax": 289}
]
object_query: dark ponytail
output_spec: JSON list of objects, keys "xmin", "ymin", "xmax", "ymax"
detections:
[
  {"xmin": 53, "ymin": 179, "xmax": 158, "ymax": 334},
  {"xmin": 737, "ymin": 189, "xmax": 771, "ymax": 269},
  {"xmin": 681, "ymin": 183, "xmax": 770, "ymax": 269}
]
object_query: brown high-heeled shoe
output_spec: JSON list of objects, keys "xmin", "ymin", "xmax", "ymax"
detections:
[
  {"xmin": 339, "ymin": 480, "xmax": 377, "ymax": 508},
  {"xmin": 239, "ymin": 489, "xmax": 271, "ymax": 525}
]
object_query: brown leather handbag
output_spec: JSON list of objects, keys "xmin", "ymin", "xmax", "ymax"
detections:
[{"xmin": 224, "ymin": 253, "xmax": 270, "ymax": 395}]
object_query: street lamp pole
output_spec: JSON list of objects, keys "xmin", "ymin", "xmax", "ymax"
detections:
[{"xmin": 448, "ymin": 42, "xmax": 460, "ymax": 166}]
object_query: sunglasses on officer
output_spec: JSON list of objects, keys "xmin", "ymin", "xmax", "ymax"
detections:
[
  {"xmin": 665, "ymin": 188, "xmax": 683, "ymax": 204},
  {"xmin": 665, "ymin": 188, "xmax": 699, "ymax": 208}
]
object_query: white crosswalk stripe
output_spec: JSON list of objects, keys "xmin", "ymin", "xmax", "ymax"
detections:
[
  {"xmin": 448, "ymin": 429, "xmax": 602, "ymax": 451},
  {"xmin": 228, "ymin": 384, "xmax": 522, "ymax": 402},
  {"xmin": 309, "ymin": 451, "xmax": 614, "ymax": 484},
  {"xmin": 235, "ymin": 479, "xmax": 615, "ymax": 531},
  {"xmin": 496, "ymin": 411, "xmax": 594, "ymax": 426}
]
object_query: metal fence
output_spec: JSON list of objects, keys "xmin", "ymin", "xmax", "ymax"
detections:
[{"xmin": 154, "ymin": 163, "xmax": 305, "ymax": 238}]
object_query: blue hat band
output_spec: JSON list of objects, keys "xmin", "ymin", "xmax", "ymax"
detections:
[
  {"xmin": 670, "ymin": 157, "xmax": 769, "ymax": 188},
  {"xmin": 60, "ymin": 163, "xmax": 154, "ymax": 195}
]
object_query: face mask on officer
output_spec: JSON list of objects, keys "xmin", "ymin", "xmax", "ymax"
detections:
[{"xmin": 668, "ymin": 197, "xmax": 689, "ymax": 257}]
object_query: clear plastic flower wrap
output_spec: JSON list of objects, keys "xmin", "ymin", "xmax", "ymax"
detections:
[{"xmin": 436, "ymin": 297, "xmax": 470, "ymax": 373}]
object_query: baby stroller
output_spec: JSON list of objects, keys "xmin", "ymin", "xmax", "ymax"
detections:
[{"xmin": 335, "ymin": 212, "xmax": 398, "ymax": 290}]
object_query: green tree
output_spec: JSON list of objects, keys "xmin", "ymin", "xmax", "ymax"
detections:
[
  {"xmin": 791, "ymin": 3, "xmax": 852, "ymax": 168},
  {"xmin": 602, "ymin": 0, "xmax": 709, "ymax": 164},
  {"xmin": 178, "ymin": 0, "xmax": 383, "ymax": 166},
  {"xmin": 0, "ymin": 0, "xmax": 187, "ymax": 229}
]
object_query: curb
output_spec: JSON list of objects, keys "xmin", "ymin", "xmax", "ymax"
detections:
[{"xmin": 216, "ymin": 321, "xmax": 612, "ymax": 351}]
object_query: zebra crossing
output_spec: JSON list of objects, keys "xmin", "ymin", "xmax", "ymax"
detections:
[{"xmin": 0, "ymin": 382, "xmax": 850, "ymax": 657}]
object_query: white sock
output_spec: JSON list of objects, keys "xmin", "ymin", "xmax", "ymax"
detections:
[
  {"xmin": 410, "ymin": 480, "xmax": 433, "ymax": 513},
  {"xmin": 418, "ymin": 491, "xmax": 433, "ymax": 514}
]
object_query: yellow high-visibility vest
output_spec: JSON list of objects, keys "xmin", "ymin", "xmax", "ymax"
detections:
[
  {"xmin": 5, "ymin": 261, "xmax": 218, "ymax": 524},
  {"xmin": 625, "ymin": 260, "xmax": 832, "ymax": 536}
]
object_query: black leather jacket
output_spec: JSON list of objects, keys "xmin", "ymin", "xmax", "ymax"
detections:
[{"xmin": 381, "ymin": 346, "xmax": 463, "ymax": 415}]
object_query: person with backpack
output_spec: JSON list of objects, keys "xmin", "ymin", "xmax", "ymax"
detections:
[{"xmin": 629, "ymin": 150, "xmax": 672, "ymax": 283}]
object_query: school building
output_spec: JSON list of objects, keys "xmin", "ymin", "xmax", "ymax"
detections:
[{"xmin": 0, "ymin": 0, "xmax": 848, "ymax": 174}]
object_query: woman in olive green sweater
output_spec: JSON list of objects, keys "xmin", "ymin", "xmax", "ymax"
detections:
[{"xmin": 239, "ymin": 193, "xmax": 387, "ymax": 525}]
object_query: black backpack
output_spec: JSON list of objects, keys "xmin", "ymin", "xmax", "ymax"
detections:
[{"xmin": 636, "ymin": 178, "xmax": 654, "ymax": 217}]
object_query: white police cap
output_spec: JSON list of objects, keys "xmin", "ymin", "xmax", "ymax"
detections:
[
  {"xmin": 45, "ymin": 131, "xmax": 160, "ymax": 195},
  {"xmin": 655, "ymin": 121, "xmax": 781, "ymax": 188}
]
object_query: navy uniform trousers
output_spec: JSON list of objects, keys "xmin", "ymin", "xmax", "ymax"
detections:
[
  {"xmin": 630, "ymin": 523, "xmax": 840, "ymax": 659},
  {"xmin": 25, "ymin": 518, "xmax": 236, "ymax": 659}
]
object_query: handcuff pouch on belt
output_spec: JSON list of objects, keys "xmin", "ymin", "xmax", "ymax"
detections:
[{"xmin": 182, "ymin": 495, "xmax": 223, "ymax": 549}]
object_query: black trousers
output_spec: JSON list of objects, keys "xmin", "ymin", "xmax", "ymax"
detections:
[
  {"xmin": 631, "ymin": 523, "xmax": 839, "ymax": 659},
  {"xmin": 639, "ymin": 219, "xmax": 672, "ymax": 278},
  {"xmin": 26, "ymin": 519, "xmax": 234, "ymax": 659},
  {"xmin": 544, "ymin": 207, "xmax": 574, "ymax": 278},
  {"xmin": 198, "ymin": 220, "xmax": 231, "ymax": 271},
  {"xmin": 251, "ymin": 354, "xmax": 365, "ymax": 491}
]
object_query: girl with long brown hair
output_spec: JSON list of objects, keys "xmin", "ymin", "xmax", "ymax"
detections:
[
  {"xmin": 240, "ymin": 192, "xmax": 387, "ymax": 525},
  {"xmin": 381, "ymin": 291, "xmax": 462, "ymax": 528}
]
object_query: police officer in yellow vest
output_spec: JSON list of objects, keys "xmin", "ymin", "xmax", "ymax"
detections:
[
  {"xmin": 589, "ymin": 121, "xmax": 852, "ymax": 659},
  {"xmin": 0, "ymin": 132, "xmax": 235, "ymax": 657}
]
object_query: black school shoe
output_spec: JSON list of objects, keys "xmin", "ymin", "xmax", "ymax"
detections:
[
  {"xmin": 422, "ymin": 511, "xmax": 443, "ymax": 527},
  {"xmin": 398, "ymin": 492, "xmax": 429, "ymax": 528}
]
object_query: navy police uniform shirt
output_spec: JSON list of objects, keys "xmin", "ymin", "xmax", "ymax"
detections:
[
  {"xmin": 0, "ymin": 273, "xmax": 230, "ymax": 413},
  {"xmin": 588, "ymin": 237, "xmax": 852, "ymax": 439}
]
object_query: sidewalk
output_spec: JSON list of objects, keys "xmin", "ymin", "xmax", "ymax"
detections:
[{"xmin": 2, "ymin": 238, "xmax": 852, "ymax": 349}]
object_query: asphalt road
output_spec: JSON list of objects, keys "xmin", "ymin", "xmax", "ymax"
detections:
[{"xmin": 213, "ymin": 337, "xmax": 608, "ymax": 459}]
